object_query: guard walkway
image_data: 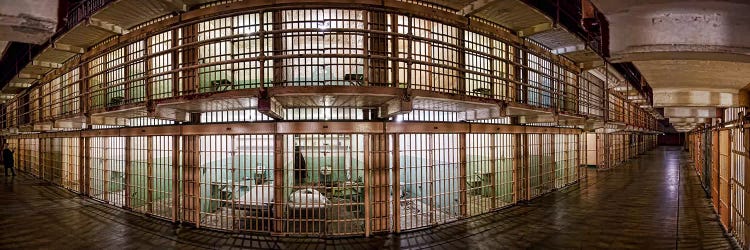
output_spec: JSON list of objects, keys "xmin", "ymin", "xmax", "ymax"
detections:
[{"xmin": 0, "ymin": 147, "xmax": 737, "ymax": 249}]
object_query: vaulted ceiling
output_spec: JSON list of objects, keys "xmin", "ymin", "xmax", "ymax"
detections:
[{"xmin": 591, "ymin": 0, "xmax": 750, "ymax": 131}]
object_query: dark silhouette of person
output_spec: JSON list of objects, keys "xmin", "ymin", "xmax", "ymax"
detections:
[
  {"xmin": 293, "ymin": 146, "xmax": 307, "ymax": 185},
  {"xmin": 3, "ymin": 143, "xmax": 15, "ymax": 177}
]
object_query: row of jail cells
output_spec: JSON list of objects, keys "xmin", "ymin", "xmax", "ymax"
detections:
[
  {"xmin": 6, "ymin": 132, "xmax": 585, "ymax": 236},
  {"xmin": 687, "ymin": 126, "xmax": 748, "ymax": 248},
  {"xmin": 1, "ymin": 8, "xmax": 657, "ymax": 131},
  {"xmin": 584, "ymin": 133, "xmax": 657, "ymax": 170}
]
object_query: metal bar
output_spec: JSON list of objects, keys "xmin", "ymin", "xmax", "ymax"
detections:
[
  {"xmin": 147, "ymin": 136, "xmax": 154, "ymax": 214},
  {"xmin": 393, "ymin": 134, "xmax": 400, "ymax": 233},
  {"xmin": 172, "ymin": 135, "xmax": 180, "ymax": 222},
  {"xmin": 272, "ymin": 133, "xmax": 284, "ymax": 235},
  {"xmin": 125, "ymin": 136, "xmax": 132, "ymax": 208},
  {"xmin": 459, "ymin": 133, "xmax": 467, "ymax": 217}
]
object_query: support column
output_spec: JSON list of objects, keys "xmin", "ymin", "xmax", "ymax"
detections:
[
  {"xmin": 459, "ymin": 133, "xmax": 467, "ymax": 217},
  {"xmin": 103, "ymin": 137, "xmax": 110, "ymax": 203},
  {"xmin": 522, "ymin": 133, "xmax": 530, "ymax": 201},
  {"xmin": 390, "ymin": 14, "xmax": 399, "ymax": 88},
  {"xmin": 368, "ymin": 133, "xmax": 390, "ymax": 233},
  {"xmin": 577, "ymin": 134, "xmax": 583, "ymax": 181},
  {"xmin": 518, "ymin": 47, "xmax": 528, "ymax": 104},
  {"xmin": 393, "ymin": 134, "xmax": 401, "ymax": 232},
  {"xmin": 124, "ymin": 45, "xmax": 131, "ymax": 102},
  {"xmin": 145, "ymin": 37, "xmax": 154, "ymax": 109},
  {"xmin": 457, "ymin": 29, "xmax": 466, "ymax": 95},
  {"xmin": 551, "ymin": 134, "xmax": 556, "ymax": 189},
  {"xmin": 490, "ymin": 134, "xmax": 497, "ymax": 208},
  {"xmin": 537, "ymin": 134, "xmax": 543, "ymax": 195},
  {"xmin": 147, "ymin": 136, "xmax": 154, "ymax": 214},
  {"xmin": 272, "ymin": 134, "xmax": 284, "ymax": 235},
  {"xmin": 272, "ymin": 11, "xmax": 283, "ymax": 86},
  {"xmin": 181, "ymin": 23, "xmax": 199, "ymax": 94},
  {"xmin": 172, "ymin": 135, "xmax": 180, "ymax": 222},
  {"xmin": 368, "ymin": 11, "xmax": 388, "ymax": 87},
  {"xmin": 171, "ymin": 29, "xmax": 181, "ymax": 98},
  {"xmin": 125, "ymin": 137, "xmax": 131, "ymax": 208},
  {"xmin": 182, "ymin": 114, "xmax": 201, "ymax": 225},
  {"xmin": 82, "ymin": 136, "xmax": 90, "ymax": 196},
  {"xmin": 744, "ymin": 121, "xmax": 750, "ymax": 246}
]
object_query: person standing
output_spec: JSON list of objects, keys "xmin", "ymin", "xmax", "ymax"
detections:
[{"xmin": 3, "ymin": 143, "xmax": 15, "ymax": 176}]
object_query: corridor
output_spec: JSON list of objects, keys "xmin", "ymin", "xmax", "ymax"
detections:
[{"xmin": 0, "ymin": 147, "xmax": 736, "ymax": 249}]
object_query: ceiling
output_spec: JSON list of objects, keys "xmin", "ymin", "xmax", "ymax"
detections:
[{"xmin": 592, "ymin": 0, "xmax": 750, "ymax": 132}]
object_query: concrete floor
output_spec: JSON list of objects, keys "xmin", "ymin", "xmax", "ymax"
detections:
[{"xmin": 0, "ymin": 147, "xmax": 738, "ymax": 249}]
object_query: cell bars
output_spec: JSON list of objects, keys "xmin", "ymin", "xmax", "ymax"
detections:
[
  {"xmin": 89, "ymin": 137, "xmax": 127, "ymax": 207},
  {"xmin": 59, "ymin": 138, "xmax": 80, "ymax": 187},
  {"xmin": 197, "ymin": 135, "xmax": 275, "ymax": 232},
  {"xmin": 137, "ymin": 136, "xmax": 179, "ymax": 219},
  {"xmin": 281, "ymin": 134, "xmax": 367, "ymax": 236},
  {"xmin": 19, "ymin": 138, "xmax": 40, "ymax": 176},
  {"xmin": 731, "ymin": 127, "xmax": 746, "ymax": 246},
  {"xmin": 4, "ymin": 130, "xmax": 587, "ymax": 236},
  {"xmin": 465, "ymin": 134, "xmax": 515, "ymax": 216},
  {"xmin": 397, "ymin": 134, "xmax": 461, "ymax": 230}
]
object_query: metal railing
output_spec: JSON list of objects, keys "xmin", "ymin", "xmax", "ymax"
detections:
[{"xmin": 1, "ymin": 5, "xmax": 656, "ymax": 132}]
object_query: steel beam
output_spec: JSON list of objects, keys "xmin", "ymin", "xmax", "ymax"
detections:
[
  {"xmin": 158, "ymin": 0, "xmax": 187, "ymax": 12},
  {"xmin": 457, "ymin": 0, "xmax": 497, "ymax": 16},
  {"xmin": 258, "ymin": 96, "xmax": 284, "ymax": 120},
  {"xmin": 379, "ymin": 97, "xmax": 413, "ymax": 118},
  {"xmin": 518, "ymin": 22, "xmax": 553, "ymax": 37},
  {"xmin": 53, "ymin": 43, "xmax": 85, "ymax": 54},
  {"xmin": 31, "ymin": 60, "xmax": 62, "ymax": 69},
  {"xmin": 87, "ymin": 18, "xmax": 128, "ymax": 35}
]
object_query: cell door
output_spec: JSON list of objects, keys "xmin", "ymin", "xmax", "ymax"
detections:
[{"xmin": 398, "ymin": 134, "xmax": 460, "ymax": 230}]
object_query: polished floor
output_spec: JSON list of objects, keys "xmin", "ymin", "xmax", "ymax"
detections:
[{"xmin": 0, "ymin": 147, "xmax": 738, "ymax": 249}]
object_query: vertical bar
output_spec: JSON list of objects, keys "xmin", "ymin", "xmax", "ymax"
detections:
[
  {"xmin": 369, "ymin": 133, "xmax": 389, "ymax": 233},
  {"xmin": 82, "ymin": 136, "xmax": 89, "ymax": 196},
  {"xmin": 273, "ymin": 134, "xmax": 284, "ymax": 235},
  {"xmin": 523, "ymin": 133, "xmax": 530, "ymax": 200},
  {"xmin": 457, "ymin": 28, "xmax": 466, "ymax": 95},
  {"xmin": 103, "ymin": 137, "xmax": 110, "ymax": 203},
  {"xmin": 490, "ymin": 133, "xmax": 497, "ymax": 208},
  {"xmin": 459, "ymin": 133, "xmax": 467, "ymax": 217},
  {"xmin": 172, "ymin": 135, "xmax": 180, "ymax": 222},
  {"xmin": 406, "ymin": 15, "xmax": 413, "ymax": 90},
  {"xmin": 364, "ymin": 134, "xmax": 371, "ymax": 236},
  {"xmin": 147, "ymin": 136, "xmax": 154, "ymax": 214},
  {"xmin": 145, "ymin": 36, "xmax": 154, "ymax": 103},
  {"xmin": 182, "ymin": 22, "xmax": 199, "ymax": 94},
  {"xmin": 369, "ymin": 11, "xmax": 388, "ymax": 87},
  {"xmin": 182, "ymin": 115, "xmax": 201, "ymax": 225},
  {"xmin": 125, "ymin": 136, "xmax": 132, "ymax": 208},
  {"xmin": 124, "ymin": 45, "xmax": 131, "ymax": 102},
  {"xmin": 272, "ymin": 11, "xmax": 283, "ymax": 86},
  {"xmin": 551, "ymin": 133, "xmax": 556, "ymax": 187},
  {"xmin": 390, "ymin": 14, "xmax": 399, "ymax": 88},
  {"xmin": 393, "ymin": 134, "xmax": 401, "ymax": 233},
  {"xmin": 744, "ymin": 124, "xmax": 750, "ymax": 246}
]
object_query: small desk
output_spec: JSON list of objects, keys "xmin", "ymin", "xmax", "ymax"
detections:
[
  {"xmin": 343, "ymin": 74, "xmax": 364, "ymax": 86},
  {"xmin": 210, "ymin": 79, "xmax": 233, "ymax": 92}
]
